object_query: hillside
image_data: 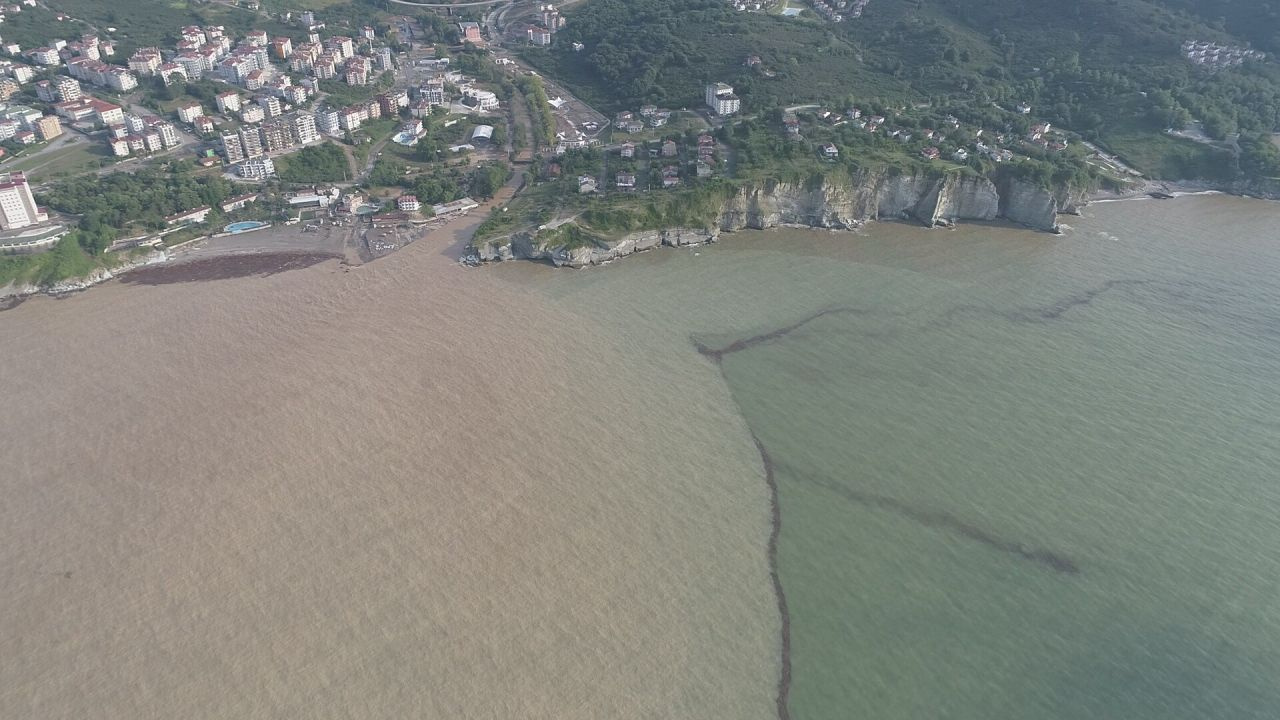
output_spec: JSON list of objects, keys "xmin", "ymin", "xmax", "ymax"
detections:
[{"xmin": 526, "ymin": 0, "xmax": 1280, "ymax": 180}]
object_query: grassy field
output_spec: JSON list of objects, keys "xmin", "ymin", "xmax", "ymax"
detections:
[
  {"xmin": 1100, "ymin": 123, "xmax": 1234, "ymax": 180},
  {"xmin": 0, "ymin": 237, "xmax": 103, "ymax": 288},
  {"xmin": 2, "ymin": 141, "xmax": 111, "ymax": 178}
]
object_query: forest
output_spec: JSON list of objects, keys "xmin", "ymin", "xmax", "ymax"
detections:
[
  {"xmin": 536, "ymin": 0, "xmax": 1280, "ymax": 180},
  {"xmin": 37, "ymin": 166, "xmax": 234, "ymax": 245}
]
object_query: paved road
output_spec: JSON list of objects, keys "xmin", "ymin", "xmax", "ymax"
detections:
[{"xmin": 389, "ymin": 0, "xmax": 510, "ymax": 7}]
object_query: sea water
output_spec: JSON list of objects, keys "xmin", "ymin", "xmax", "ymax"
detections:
[
  {"xmin": 5, "ymin": 195, "xmax": 1280, "ymax": 718},
  {"xmin": 497, "ymin": 194, "xmax": 1280, "ymax": 718}
]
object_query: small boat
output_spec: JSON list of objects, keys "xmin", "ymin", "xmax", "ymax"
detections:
[{"xmin": 1147, "ymin": 191, "xmax": 1175, "ymax": 200}]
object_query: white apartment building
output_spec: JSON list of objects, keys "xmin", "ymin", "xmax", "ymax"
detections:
[
  {"xmin": 216, "ymin": 91, "xmax": 241, "ymax": 114},
  {"xmin": 292, "ymin": 113, "xmax": 318, "ymax": 144},
  {"xmin": 238, "ymin": 156, "xmax": 275, "ymax": 179},
  {"xmin": 705, "ymin": 83, "xmax": 741, "ymax": 116},
  {"xmin": 0, "ymin": 171, "xmax": 47, "ymax": 230}
]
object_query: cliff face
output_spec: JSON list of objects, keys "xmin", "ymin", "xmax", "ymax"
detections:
[
  {"xmin": 473, "ymin": 170, "xmax": 1080, "ymax": 267},
  {"xmin": 479, "ymin": 227, "xmax": 718, "ymax": 268}
]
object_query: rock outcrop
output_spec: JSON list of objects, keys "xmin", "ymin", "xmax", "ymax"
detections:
[
  {"xmin": 472, "ymin": 169, "xmax": 1085, "ymax": 267},
  {"xmin": 477, "ymin": 227, "xmax": 717, "ymax": 268}
]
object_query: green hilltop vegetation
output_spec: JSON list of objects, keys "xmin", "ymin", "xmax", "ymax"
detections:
[{"xmin": 526, "ymin": 0, "xmax": 1280, "ymax": 181}]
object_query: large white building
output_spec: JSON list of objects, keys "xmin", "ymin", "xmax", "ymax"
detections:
[
  {"xmin": 215, "ymin": 91, "xmax": 241, "ymax": 114},
  {"xmin": 705, "ymin": 82, "xmax": 741, "ymax": 116},
  {"xmin": 238, "ymin": 156, "xmax": 275, "ymax": 179},
  {"xmin": 0, "ymin": 172, "xmax": 48, "ymax": 230},
  {"xmin": 292, "ymin": 112, "xmax": 319, "ymax": 144},
  {"xmin": 462, "ymin": 86, "xmax": 499, "ymax": 110}
]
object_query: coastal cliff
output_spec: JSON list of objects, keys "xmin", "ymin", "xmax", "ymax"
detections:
[
  {"xmin": 472, "ymin": 170, "xmax": 1087, "ymax": 268},
  {"xmin": 0, "ymin": 249, "xmax": 170, "ymax": 301}
]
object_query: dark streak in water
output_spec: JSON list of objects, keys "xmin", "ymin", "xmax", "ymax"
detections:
[
  {"xmin": 693, "ymin": 289, "xmax": 1119, "ymax": 716},
  {"xmin": 694, "ymin": 307, "xmax": 870, "ymax": 362},
  {"xmin": 752, "ymin": 433, "xmax": 792, "ymax": 720},
  {"xmin": 941, "ymin": 278, "xmax": 1155, "ymax": 325},
  {"xmin": 780, "ymin": 461, "xmax": 1080, "ymax": 574}
]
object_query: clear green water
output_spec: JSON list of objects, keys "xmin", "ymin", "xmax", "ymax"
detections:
[{"xmin": 497, "ymin": 195, "xmax": 1280, "ymax": 718}]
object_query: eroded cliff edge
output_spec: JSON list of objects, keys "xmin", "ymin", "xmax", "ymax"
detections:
[{"xmin": 472, "ymin": 169, "xmax": 1088, "ymax": 268}]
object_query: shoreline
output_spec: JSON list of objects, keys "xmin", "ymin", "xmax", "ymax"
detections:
[
  {"xmin": 2, "ymin": 177, "xmax": 1268, "ymax": 301},
  {"xmin": 0, "ymin": 185, "xmax": 513, "ymax": 305}
]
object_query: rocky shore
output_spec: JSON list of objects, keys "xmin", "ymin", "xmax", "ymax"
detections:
[
  {"xmin": 472, "ymin": 170, "xmax": 1092, "ymax": 268},
  {"xmin": 0, "ymin": 249, "xmax": 171, "ymax": 304}
]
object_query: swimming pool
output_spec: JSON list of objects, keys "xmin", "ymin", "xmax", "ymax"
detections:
[{"xmin": 224, "ymin": 221, "xmax": 269, "ymax": 233}]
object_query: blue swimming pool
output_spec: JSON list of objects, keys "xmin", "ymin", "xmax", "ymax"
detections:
[{"xmin": 224, "ymin": 221, "xmax": 269, "ymax": 233}]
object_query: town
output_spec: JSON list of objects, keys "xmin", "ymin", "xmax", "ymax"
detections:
[{"xmin": 0, "ymin": 0, "xmax": 1269, "ymax": 279}]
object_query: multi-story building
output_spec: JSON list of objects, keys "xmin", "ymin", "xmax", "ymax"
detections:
[
  {"xmin": 271, "ymin": 37, "xmax": 292, "ymax": 60},
  {"xmin": 0, "ymin": 172, "xmax": 47, "ymax": 230},
  {"xmin": 283, "ymin": 85, "xmax": 309, "ymax": 106},
  {"xmin": 86, "ymin": 99, "xmax": 124, "ymax": 127},
  {"xmin": 238, "ymin": 156, "xmax": 275, "ymax": 179},
  {"xmin": 175, "ymin": 53, "xmax": 204, "ymax": 79},
  {"xmin": 338, "ymin": 105, "xmax": 363, "ymax": 131},
  {"xmin": 33, "ymin": 114, "xmax": 62, "ymax": 141},
  {"xmin": 153, "ymin": 120, "xmax": 180, "ymax": 148},
  {"xmin": 540, "ymin": 4, "xmax": 565, "ymax": 29},
  {"xmin": 128, "ymin": 48, "xmax": 162, "ymax": 75},
  {"xmin": 315, "ymin": 108, "xmax": 339, "ymax": 135},
  {"xmin": 257, "ymin": 95, "xmax": 282, "ymax": 119},
  {"xmin": 376, "ymin": 46, "xmax": 394, "ymax": 72},
  {"xmin": 462, "ymin": 87, "xmax": 499, "ymax": 110},
  {"xmin": 245, "ymin": 30, "xmax": 269, "ymax": 47},
  {"xmin": 177, "ymin": 103, "xmax": 203, "ymax": 124},
  {"xmin": 107, "ymin": 68, "xmax": 138, "ymax": 92},
  {"xmin": 260, "ymin": 118, "xmax": 293, "ymax": 152},
  {"xmin": 326, "ymin": 36, "xmax": 354, "ymax": 59},
  {"xmin": 459, "ymin": 22, "xmax": 482, "ymax": 43},
  {"xmin": 0, "ymin": 79, "xmax": 20, "ymax": 101},
  {"xmin": 124, "ymin": 113, "xmax": 147, "ymax": 134},
  {"xmin": 238, "ymin": 126, "xmax": 264, "ymax": 158},
  {"xmin": 180, "ymin": 26, "xmax": 207, "ymax": 46},
  {"xmin": 705, "ymin": 82, "xmax": 741, "ymax": 116},
  {"xmin": 344, "ymin": 57, "xmax": 370, "ymax": 86},
  {"xmin": 158, "ymin": 63, "xmax": 187, "ymax": 86},
  {"xmin": 53, "ymin": 77, "xmax": 82, "ymax": 102},
  {"xmin": 313, "ymin": 54, "xmax": 337, "ymax": 80},
  {"xmin": 0, "ymin": 120, "xmax": 19, "ymax": 141},
  {"xmin": 221, "ymin": 132, "xmax": 245, "ymax": 163},
  {"xmin": 216, "ymin": 91, "xmax": 241, "ymax": 114},
  {"xmin": 5, "ymin": 105, "xmax": 44, "ymax": 129},
  {"xmin": 10, "ymin": 65, "xmax": 35, "ymax": 84},
  {"xmin": 292, "ymin": 112, "xmax": 319, "ymax": 144},
  {"xmin": 527, "ymin": 27, "xmax": 552, "ymax": 46},
  {"xmin": 29, "ymin": 47, "xmax": 60, "ymax": 66},
  {"xmin": 241, "ymin": 105, "xmax": 265, "ymax": 124},
  {"xmin": 142, "ymin": 129, "xmax": 165, "ymax": 153}
]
